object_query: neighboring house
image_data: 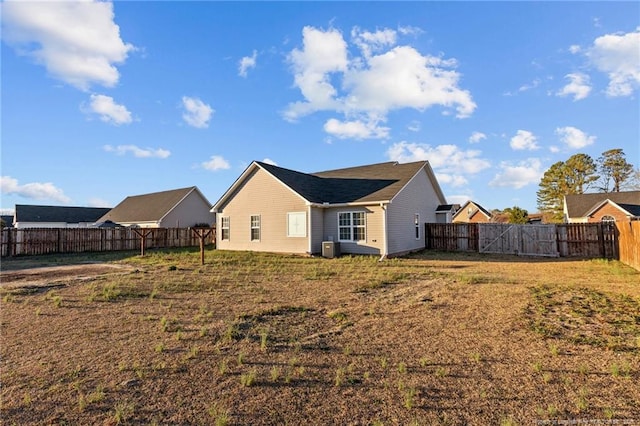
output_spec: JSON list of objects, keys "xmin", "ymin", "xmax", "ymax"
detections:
[
  {"xmin": 564, "ymin": 191, "xmax": 640, "ymax": 223},
  {"xmin": 435, "ymin": 204, "xmax": 460, "ymax": 223},
  {"xmin": 211, "ymin": 160, "xmax": 447, "ymax": 258},
  {"xmin": 1, "ymin": 215, "xmax": 14, "ymax": 228},
  {"xmin": 13, "ymin": 205, "xmax": 111, "ymax": 229},
  {"xmin": 98, "ymin": 186, "xmax": 215, "ymax": 228},
  {"xmin": 452, "ymin": 201, "xmax": 492, "ymax": 223}
]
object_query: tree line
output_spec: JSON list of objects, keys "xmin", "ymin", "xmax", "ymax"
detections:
[{"xmin": 536, "ymin": 148, "xmax": 637, "ymax": 223}]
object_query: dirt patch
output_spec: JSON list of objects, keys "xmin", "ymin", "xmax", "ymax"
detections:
[
  {"xmin": 0, "ymin": 264, "xmax": 133, "ymax": 291},
  {"xmin": 1, "ymin": 250, "xmax": 639, "ymax": 425}
]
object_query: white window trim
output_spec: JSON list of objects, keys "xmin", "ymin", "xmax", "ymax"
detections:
[
  {"xmin": 250, "ymin": 214, "xmax": 260, "ymax": 241},
  {"xmin": 338, "ymin": 211, "xmax": 366, "ymax": 242},
  {"xmin": 221, "ymin": 217, "xmax": 230, "ymax": 241},
  {"xmin": 414, "ymin": 213, "xmax": 420, "ymax": 240},
  {"xmin": 287, "ymin": 212, "xmax": 307, "ymax": 237}
]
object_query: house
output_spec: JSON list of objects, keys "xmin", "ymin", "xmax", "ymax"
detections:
[
  {"xmin": 211, "ymin": 160, "xmax": 447, "ymax": 258},
  {"xmin": 13, "ymin": 205, "xmax": 111, "ymax": 229},
  {"xmin": 1, "ymin": 215, "xmax": 14, "ymax": 228},
  {"xmin": 435, "ymin": 204, "xmax": 460, "ymax": 223},
  {"xmin": 452, "ymin": 201, "xmax": 492, "ymax": 223},
  {"xmin": 98, "ymin": 186, "xmax": 215, "ymax": 228},
  {"xmin": 563, "ymin": 191, "xmax": 640, "ymax": 223}
]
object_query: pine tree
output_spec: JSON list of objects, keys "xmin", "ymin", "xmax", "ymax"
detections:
[
  {"xmin": 597, "ymin": 148, "xmax": 634, "ymax": 192},
  {"xmin": 536, "ymin": 154, "xmax": 598, "ymax": 222}
]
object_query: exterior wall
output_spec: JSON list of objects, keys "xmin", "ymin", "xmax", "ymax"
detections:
[
  {"xmin": 386, "ymin": 168, "xmax": 443, "ymax": 255},
  {"xmin": 309, "ymin": 206, "xmax": 324, "ymax": 254},
  {"xmin": 322, "ymin": 206, "xmax": 383, "ymax": 255},
  {"xmin": 14, "ymin": 222, "xmax": 90, "ymax": 229},
  {"xmin": 216, "ymin": 168, "xmax": 310, "ymax": 253},
  {"xmin": 586, "ymin": 203, "xmax": 632, "ymax": 223},
  {"xmin": 117, "ymin": 221, "xmax": 160, "ymax": 228},
  {"xmin": 161, "ymin": 191, "xmax": 215, "ymax": 228}
]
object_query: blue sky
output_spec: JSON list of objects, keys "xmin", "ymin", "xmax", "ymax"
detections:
[{"xmin": 2, "ymin": 1, "xmax": 639, "ymax": 215}]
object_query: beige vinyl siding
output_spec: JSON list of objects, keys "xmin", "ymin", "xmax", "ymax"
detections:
[
  {"xmin": 386, "ymin": 168, "xmax": 443, "ymax": 255},
  {"xmin": 161, "ymin": 191, "xmax": 215, "ymax": 228},
  {"xmin": 216, "ymin": 168, "xmax": 309, "ymax": 253},
  {"xmin": 322, "ymin": 206, "xmax": 383, "ymax": 255}
]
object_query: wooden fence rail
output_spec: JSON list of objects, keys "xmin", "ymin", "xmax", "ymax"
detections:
[
  {"xmin": 1, "ymin": 227, "xmax": 215, "ymax": 257},
  {"xmin": 425, "ymin": 222, "xmax": 620, "ymax": 260}
]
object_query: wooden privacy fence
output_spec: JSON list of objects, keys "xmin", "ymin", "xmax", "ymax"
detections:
[
  {"xmin": 425, "ymin": 222, "xmax": 620, "ymax": 259},
  {"xmin": 617, "ymin": 221, "xmax": 640, "ymax": 271},
  {"xmin": 1, "ymin": 227, "xmax": 216, "ymax": 257}
]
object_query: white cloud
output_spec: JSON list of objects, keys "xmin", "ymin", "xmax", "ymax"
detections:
[
  {"xmin": 587, "ymin": 28, "xmax": 640, "ymax": 97},
  {"xmin": 323, "ymin": 118, "xmax": 390, "ymax": 140},
  {"xmin": 489, "ymin": 158, "xmax": 544, "ymax": 189},
  {"xmin": 87, "ymin": 197, "xmax": 111, "ymax": 208},
  {"xmin": 510, "ymin": 130, "xmax": 539, "ymax": 151},
  {"xmin": 469, "ymin": 131, "xmax": 487, "ymax": 144},
  {"xmin": 181, "ymin": 96, "xmax": 214, "ymax": 128},
  {"xmin": 284, "ymin": 25, "xmax": 476, "ymax": 136},
  {"xmin": 87, "ymin": 94, "xmax": 132, "ymax": 125},
  {"xmin": 103, "ymin": 145, "xmax": 170, "ymax": 159},
  {"xmin": 201, "ymin": 155, "xmax": 230, "ymax": 171},
  {"xmin": 262, "ymin": 158, "xmax": 278, "ymax": 166},
  {"xmin": 518, "ymin": 78, "xmax": 541, "ymax": 92},
  {"xmin": 407, "ymin": 121, "xmax": 421, "ymax": 132},
  {"xmin": 2, "ymin": 1, "xmax": 134, "ymax": 91},
  {"xmin": 386, "ymin": 142, "xmax": 490, "ymax": 188},
  {"xmin": 447, "ymin": 194, "xmax": 472, "ymax": 206},
  {"xmin": 351, "ymin": 27, "xmax": 397, "ymax": 58},
  {"xmin": 569, "ymin": 45, "xmax": 582, "ymax": 54},
  {"xmin": 549, "ymin": 145, "xmax": 561, "ymax": 153},
  {"xmin": 1, "ymin": 176, "xmax": 71, "ymax": 203},
  {"xmin": 238, "ymin": 50, "xmax": 257, "ymax": 78},
  {"xmin": 555, "ymin": 126, "xmax": 596, "ymax": 149},
  {"xmin": 556, "ymin": 72, "xmax": 592, "ymax": 101}
]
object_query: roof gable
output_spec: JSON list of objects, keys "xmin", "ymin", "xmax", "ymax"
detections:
[
  {"xmin": 452, "ymin": 200, "xmax": 492, "ymax": 220},
  {"xmin": 565, "ymin": 191, "xmax": 640, "ymax": 218},
  {"xmin": 14, "ymin": 205, "xmax": 111, "ymax": 223},
  {"xmin": 213, "ymin": 160, "xmax": 446, "ymax": 211},
  {"xmin": 100, "ymin": 187, "xmax": 208, "ymax": 223}
]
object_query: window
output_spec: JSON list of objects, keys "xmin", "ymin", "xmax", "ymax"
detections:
[
  {"xmin": 287, "ymin": 212, "xmax": 306, "ymax": 237},
  {"xmin": 338, "ymin": 211, "xmax": 366, "ymax": 242},
  {"xmin": 250, "ymin": 215, "xmax": 260, "ymax": 241},
  {"xmin": 601, "ymin": 215, "xmax": 615, "ymax": 223},
  {"xmin": 221, "ymin": 217, "xmax": 230, "ymax": 240},
  {"xmin": 414, "ymin": 214, "xmax": 420, "ymax": 239}
]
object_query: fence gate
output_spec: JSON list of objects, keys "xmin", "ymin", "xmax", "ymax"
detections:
[{"xmin": 478, "ymin": 224, "xmax": 559, "ymax": 257}]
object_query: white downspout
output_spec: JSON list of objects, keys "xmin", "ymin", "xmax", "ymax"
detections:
[{"xmin": 380, "ymin": 203, "xmax": 388, "ymax": 261}]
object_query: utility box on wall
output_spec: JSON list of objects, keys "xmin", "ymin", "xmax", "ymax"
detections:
[{"xmin": 322, "ymin": 241, "xmax": 340, "ymax": 258}]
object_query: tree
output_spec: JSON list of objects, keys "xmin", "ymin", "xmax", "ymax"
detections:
[
  {"xmin": 503, "ymin": 206, "xmax": 529, "ymax": 224},
  {"xmin": 597, "ymin": 148, "xmax": 634, "ymax": 192},
  {"xmin": 536, "ymin": 154, "xmax": 598, "ymax": 222}
]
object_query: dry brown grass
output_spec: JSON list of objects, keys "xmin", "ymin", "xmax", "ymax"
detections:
[{"xmin": 1, "ymin": 248, "xmax": 639, "ymax": 425}]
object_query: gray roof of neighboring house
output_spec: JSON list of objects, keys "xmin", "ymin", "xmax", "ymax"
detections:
[
  {"xmin": 99, "ymin": 186, "xmax": 209, "ymax": 223},
  {"xmin": 436, "ymin": 204, "xmax": 460, "ymax": 212},
  {"xmin": 256, "ymin": 160, "xmax": 444, "ymax": 204},
  {"xmin": 14, "ymin": 205, "xmax": 111, "ymax": 224},
  {"xmin": 565, "ymin": 191, "xmax": 640, "ymax": 217}
]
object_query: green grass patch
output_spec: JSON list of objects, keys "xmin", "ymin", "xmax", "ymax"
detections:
[{"xmin": 526, "ymin": 285, "xmax": 640, "ymax": 352}]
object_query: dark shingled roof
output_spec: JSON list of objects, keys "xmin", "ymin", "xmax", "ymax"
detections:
[
  {"xmin": 257, "ymin": 161, "xmax": 429, "ymax": 204},
  {"xmin": 99, "ymin": 187, "xmax": 203, "ymax": 223},
  {"xmin": 14, "ymin": 205, "xmax": 111, "ymax": 224},
  {"xmin": 436, "ymin": 204, "xmax": 460, "ymax": 212},
  {"xmin": 565, "ymin": 191, "xmax": 640, "ymax": 218}
]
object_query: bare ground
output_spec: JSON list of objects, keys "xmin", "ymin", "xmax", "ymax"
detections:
[{"xmin": 1, "ymin": 250, "xmax": 639, "ymax": 425}]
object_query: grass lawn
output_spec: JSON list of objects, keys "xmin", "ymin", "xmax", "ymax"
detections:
[{"xmin": 1, "ymin": 248, "xmax": 639, "ymax": 425}]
